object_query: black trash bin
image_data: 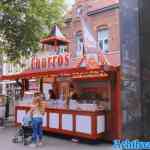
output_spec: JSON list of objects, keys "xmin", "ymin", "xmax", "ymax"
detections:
[{"xmin": 5, "ymin": 96, "xmax": 10, "ymax": 119}]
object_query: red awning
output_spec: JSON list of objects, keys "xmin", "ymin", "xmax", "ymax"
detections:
[
  {"xmin": 0, "ymin": 65, "xmax": 118, "ymax": 81},
  {"xmin": 40, "ymin": 36, "xmax": 70, "ymax": 45}
]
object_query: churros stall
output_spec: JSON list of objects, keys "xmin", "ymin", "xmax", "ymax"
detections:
[{"xmin": 0, "ymin": 25, "xmax": 121, "ymax": 141}]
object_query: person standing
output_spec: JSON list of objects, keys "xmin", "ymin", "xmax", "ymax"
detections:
[
  {"xmin": 48, "ymin": 90, "xmax": 56, "ymax": 107},
  {"xmin": 29, "ymin": 93, "xmax": 46, "ymax": 147},
  {"xmin": 48, "ymin": 90, "xmax": 56, "ymax": 100}
]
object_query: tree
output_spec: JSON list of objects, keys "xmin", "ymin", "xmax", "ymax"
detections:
[{"xmin": 0, "ymin": 0, "xmax": 66, "ymax": 64}]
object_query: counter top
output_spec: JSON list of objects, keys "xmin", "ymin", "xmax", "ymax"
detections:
[
  {"xmin": 16, "ymin": 104, "xmax": 105, "ymax": 114},
  {"xmin": 15, "ymin": 104, "xmax": 106, "ymax": 140}
]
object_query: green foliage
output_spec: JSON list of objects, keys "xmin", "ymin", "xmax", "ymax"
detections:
[{"xmin": 0, "ymin": 0, "xmax": 66, "ymax": 63}]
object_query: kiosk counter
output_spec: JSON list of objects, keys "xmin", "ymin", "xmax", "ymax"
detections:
[{"xmin": 15, "ymin": 104, "xmax": 105, "ymax": 140}]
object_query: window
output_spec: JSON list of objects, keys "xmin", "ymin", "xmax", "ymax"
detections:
[
  {"xmin": 8, "ymin": 64, "xmax": 11, "ymax": 73},
  {"xmin": 76, "ymin": 6, "xmax": 83, "ymax": 17},
  {"xmin": 97, "ymin": 28, "xmax": 109, "ymax": 53},
  {"xmin": 57, "ymin": 46, "xmax": 68, "ymax": 55},
  {"xmin": 75, "ymin": 32, "xmax": 84, "ymax": 57},
  {"xmin": 0, "ymin": 85, "xmax": 2, "ymax": 94},
  {"xmin": 0, "ymin": 65, "xmax": 2, "ymax": 74}
]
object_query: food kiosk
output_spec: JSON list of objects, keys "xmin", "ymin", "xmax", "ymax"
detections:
[
  {"xmin": 0, "ymin": 25, "xmax": 121, "ymax": 141},
  {"xmin": 14, "ymin": 68, "xmax": 111, "ymax": 140}
]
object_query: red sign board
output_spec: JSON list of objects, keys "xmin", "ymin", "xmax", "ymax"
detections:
[{"xmin": 31, "ymin": 53, "xmax": 70, "ymax": 70}]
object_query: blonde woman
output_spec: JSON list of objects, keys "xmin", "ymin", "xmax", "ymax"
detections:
[{"xmin": 29, "ymin": 93, "xmax": 46, "ymax": 147}]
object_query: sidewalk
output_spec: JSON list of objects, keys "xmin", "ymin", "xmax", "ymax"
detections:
[{"xmin": 0, "ymin": 127, "xmax": 112, "ymax": 150}]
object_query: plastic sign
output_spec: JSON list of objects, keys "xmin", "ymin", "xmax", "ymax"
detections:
[{"xmin": 31, "ymin": 53, "xmax": 70, "ymax": 70}]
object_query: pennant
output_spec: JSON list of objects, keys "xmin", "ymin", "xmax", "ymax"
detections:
[
  {"xmin": 55, "ymin": 25, "xmax": 66, "ymax": 39},
  {"xmin": 99, "ymin": 50, "xmax": 110, "ymax": 65},
  {"xmin": 50, "ymin": 25, "xmax": 65, "ymax": 39}
]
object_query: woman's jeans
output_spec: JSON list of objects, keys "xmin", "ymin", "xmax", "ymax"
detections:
[{"xmin": 32, "ymin": 117, "xmax": 43, "ymax": 143}]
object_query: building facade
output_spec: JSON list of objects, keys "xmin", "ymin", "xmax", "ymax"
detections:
[{"xmin": 64, "ymin": 0, "xmax": 120, "ymax": 58}]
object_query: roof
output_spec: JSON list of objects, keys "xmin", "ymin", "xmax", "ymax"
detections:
[
  {"xmin": 40, "ymin": 25, "xmax": 70, "ymax": 45},
  {"xmin": 87, "ymin": 0, "xmax": 119, "ymax": 13},
  {"xmin": 40, "ymin": 36, "xmax": 70, "ymax": 45},
  {"xmin": 0, "ymin": 65, "xmax": 118, "ymax": 81}
]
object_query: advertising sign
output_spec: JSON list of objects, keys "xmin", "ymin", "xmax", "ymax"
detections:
[{"xmin": 31, "ymin": 53, "xmax": 70, "ymax": 70}]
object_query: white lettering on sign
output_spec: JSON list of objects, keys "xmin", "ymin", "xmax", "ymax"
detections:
[{"xmin": 31, "ymin": 53, "xmax": 70, "ymax": 70}]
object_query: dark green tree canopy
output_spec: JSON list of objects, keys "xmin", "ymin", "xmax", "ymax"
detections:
[{"xmin": 0, "ymin": 0, "xmax": 66, "ymax": 63}]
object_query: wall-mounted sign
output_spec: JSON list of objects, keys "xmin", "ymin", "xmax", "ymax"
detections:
[{"xmin": 31, "ymin": 53, "xmax": 70, "ymax": 70}]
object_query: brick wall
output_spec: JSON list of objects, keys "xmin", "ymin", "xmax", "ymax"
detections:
[{"xmin": 64, "ymin": 0, "xmax": 120, "ymax": 57}]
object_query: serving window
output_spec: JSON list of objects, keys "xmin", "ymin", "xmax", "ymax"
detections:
[{"xmin": 73, "ymin": 80, "xmax": 112, "ymax": 110}]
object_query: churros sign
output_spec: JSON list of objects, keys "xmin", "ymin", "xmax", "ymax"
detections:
[{"xmin": 31, "ymin": 53, "xmax": 70, "ymax": 70}]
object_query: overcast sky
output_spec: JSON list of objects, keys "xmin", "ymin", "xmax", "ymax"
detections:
[{"xmin": 66, "ymin": 0, "xmax": 75, "ymax": 7}]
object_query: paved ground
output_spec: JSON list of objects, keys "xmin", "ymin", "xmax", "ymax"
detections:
[{"xmin": 0, "ymin": 127, "xmax": 113, "ymax": 150}]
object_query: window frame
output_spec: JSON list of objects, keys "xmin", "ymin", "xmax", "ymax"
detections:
[
  {"xmin": 76, "ymin": 5, "xmax": 83, "ymax": 17},
  {"xmin": 97, "ymin": 27, "xmax": 109, "ymax": 53},
  {"xmin": 75, "ymin": 31, "xmax": 84, "ymax": 57}
]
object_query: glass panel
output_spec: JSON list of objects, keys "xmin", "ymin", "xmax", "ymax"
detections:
[
  {"xmin": 76, "ymin": 32, "xmax": 84, "ymax": 57},
  {"xmin": 98, "ymin": 28, "xmax": 109, "ymax": 53}
]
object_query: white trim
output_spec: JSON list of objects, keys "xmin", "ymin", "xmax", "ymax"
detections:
[{"xmin": 0, "ymin": 81, "xmax": 16, "ymax": 84}]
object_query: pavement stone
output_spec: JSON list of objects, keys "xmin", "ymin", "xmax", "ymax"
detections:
[{"xmin": 0, "ymin": 127, "xmax": 113, "ymax": 150}]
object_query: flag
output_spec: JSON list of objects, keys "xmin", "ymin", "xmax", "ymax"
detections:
[
  {"xmin": 78, "ymin": 9, "xmax": 110, "ymax": 66},
  {"xmin": 79, "ymin": 12, "xmax": 97, "ymax": 52}
]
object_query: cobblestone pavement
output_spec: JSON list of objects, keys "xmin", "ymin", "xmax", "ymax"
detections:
[{"xmin": 0, "ymin": 127, "xmax": 113, "ymax": 150}]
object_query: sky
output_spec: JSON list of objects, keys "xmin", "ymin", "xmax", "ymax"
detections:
[{"xmin": 66, "ymin": 0, "xmax": 75, "ymax": 7}]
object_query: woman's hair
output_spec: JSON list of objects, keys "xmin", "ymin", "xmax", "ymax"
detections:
[
  {"xmin": 25, "ymin": 109, "xmax": 30, "ymax": 113},
  {"xmin": 71, "ymin": 93, "xmax": 78, "ymax": 99},
  {"xmin": 34, "ymin": 92, "xmax": 41, "ymax": 97},
  {"xmin": 32, "ymin": 96, "xmax": 45, "ymax": 114},
  {"xmin": 70, "ymin": 84, "xmax": 74, "ymax": 90}
]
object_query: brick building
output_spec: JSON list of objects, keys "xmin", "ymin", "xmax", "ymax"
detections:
[{"xmin": 64, "ymin": 0, "xmax": 120, "ymax": 58}]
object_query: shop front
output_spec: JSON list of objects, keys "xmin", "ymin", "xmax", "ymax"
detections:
[
  {"xmin": 0, "ymin": 64, "xmax": 120, "ymax": 141},
  {"xmin": 0, "ymin": 26, "xmax": 121, "ymax": 141}
]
